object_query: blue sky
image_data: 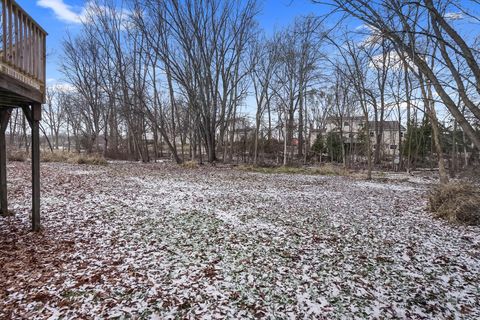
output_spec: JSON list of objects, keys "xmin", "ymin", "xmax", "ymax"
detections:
[
  {"xmin": 15, "ymin": 0, "xmax": 479, "ymax": 86},
  {"xmin": 16, "ymin": 0, "xmax": 327, "ymax": 84}
]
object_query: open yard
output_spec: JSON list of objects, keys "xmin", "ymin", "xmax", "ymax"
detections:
[{"xmin": 1, "ymin": 162, "xmax": 479, "ymax": 319}]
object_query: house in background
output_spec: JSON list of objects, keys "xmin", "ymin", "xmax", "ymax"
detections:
[
  {"xmin": 225, "ymin": 116, "xmax": 255, "ymax": 143},
  {"xmin": 379, "ymin": 120, "xmax": 406, "ymax": 156},
  {"xmin": 312, "ymin": 116, "xmax": 406, "ymax": 157}
]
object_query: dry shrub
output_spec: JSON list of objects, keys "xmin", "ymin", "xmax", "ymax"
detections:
[
  {"xmin": 41, "ymin": 151, "xmax": 107, "ymax": 166},
  {"xmin": 309, "ymin": 164, "xmax": 348, "ymax": 176},
  {"xmin": 429, "ymin": 182, "xmax": 480, "ymax": 226},
  {"xmin": 8, "ymin": 150, "xmax": 27, "ymax": 162},
  {"xmin": 41, "ymin": 151, "xmax": 70, "ymax": 163},
  {"xmin": 67, "ymin": 154, "xmax": 108, "ymax": 166},
  {"xmin": 182, "ymin": 160, "xmax": 199, "ymax": 169}
]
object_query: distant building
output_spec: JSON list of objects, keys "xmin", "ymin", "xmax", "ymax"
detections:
[
  {"xmin": 226, "ymin": 117, "xmax": 255, "ymax": 142},
  {"xmin": 312, "ymin": 116, "xmax": 406, "ymax": 157}
]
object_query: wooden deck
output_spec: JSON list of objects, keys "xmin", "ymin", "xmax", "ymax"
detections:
[
  {"xmin": 0, "ymin": 0, "xmax": 46, "ymax": 105},
  {"xmin": 0, "ymin": 0, "xmax": 46, "ymax": 231}
]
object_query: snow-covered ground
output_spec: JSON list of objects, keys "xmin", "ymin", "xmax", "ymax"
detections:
[{"xmin": 1, "ymin": 162, "xmax": 479, "ymax": 319}]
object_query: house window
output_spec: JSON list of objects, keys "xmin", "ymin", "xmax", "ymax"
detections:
[
  {"xmin": 390, "ymin": 145, "xmax": 397, "ymax": 150},
  {"xmin": 344, "ymin": 122, "xmax": 349, "ymax": 127},
  {"xmin": 370, "ymin": 131, "xmax": 374, "ymax": 137}
]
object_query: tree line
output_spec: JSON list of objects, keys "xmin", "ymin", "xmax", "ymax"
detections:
[{"xmin": 5, "ymin": 0, "xmax": 480, "ymax": 181}]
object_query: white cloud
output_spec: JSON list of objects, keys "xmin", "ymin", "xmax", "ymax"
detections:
[
  {"xmin": 355, "ymin": 24, "xmax": 374, "ymax": 32},
  {"xmin": 36, "ymin": 0, "xmax": 82, "ymax": 24},
  {"xmin": 369, "ymin": 51, "xmax": 402, "ymax": 69},
  {"xmin": 356, "ymin": 25, "xmax": 383, "ymax": 49},
  {"xmin": 46, "ymin": 79, "xmax": 76, "ymax": 93},
  {"xmin": 444, "ymin": 12, "xmax": 464, "ymax": 21},
  {"xmin": 50, "ymin": 82, "xmax": 77, "ymax": 93},
  {"xmin": 37, "ymin": 1, "xmax": 132, "ymax": 27}
]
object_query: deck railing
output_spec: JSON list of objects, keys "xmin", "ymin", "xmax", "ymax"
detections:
[{"xmin": 0, "ymin": 0, "xmax": 46, "ymax": 93}]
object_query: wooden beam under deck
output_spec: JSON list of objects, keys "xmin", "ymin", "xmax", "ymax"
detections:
[{"xmin": 0, "ymin": 72, "xmax": 43, "ymax": 104}]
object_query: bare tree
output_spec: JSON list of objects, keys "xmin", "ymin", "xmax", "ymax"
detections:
[
  {"xmin": 249, "ymin": 38, "xmax": 278, "ymax": 165},
  {"xmin": 315, "ymin": 0, "xmax": 480, "ymax": 150}
]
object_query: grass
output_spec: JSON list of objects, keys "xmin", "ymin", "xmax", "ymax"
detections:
[
  {"xmin": 41, "ymin": 151, "xmax": 108, "ymax": 166},
  {"xmin": 238, "ymin": 163, "xmax": 349, "ymax": 176},
  {"xmin": 429, "ymin": 182, "xmax": 480, "ymax": 226}
]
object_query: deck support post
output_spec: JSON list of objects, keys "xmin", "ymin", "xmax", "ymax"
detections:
[
  {"xmin": 31, "ymin": 103, "xmax": 41, "ymax": 231},
  {"xmin": 22, "ymin": 104, "xmax": 41, "ymax": 231},
  {"xmin": 0, "ymin": 108, "xmax": 11, "ymax": 216}
]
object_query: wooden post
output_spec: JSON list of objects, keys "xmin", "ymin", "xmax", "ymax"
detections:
[
  {"xmin": 31, "ymin": 103, "xmax": 41, "ymax": 231},
  {"xmin": 0, "ymin": 109, "xmax": 11, "ymax": 216}
]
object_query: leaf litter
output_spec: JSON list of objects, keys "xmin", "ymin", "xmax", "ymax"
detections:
[{"xmin": 1, "ymin": 162, "xmax": 479, "ymax": 319}]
